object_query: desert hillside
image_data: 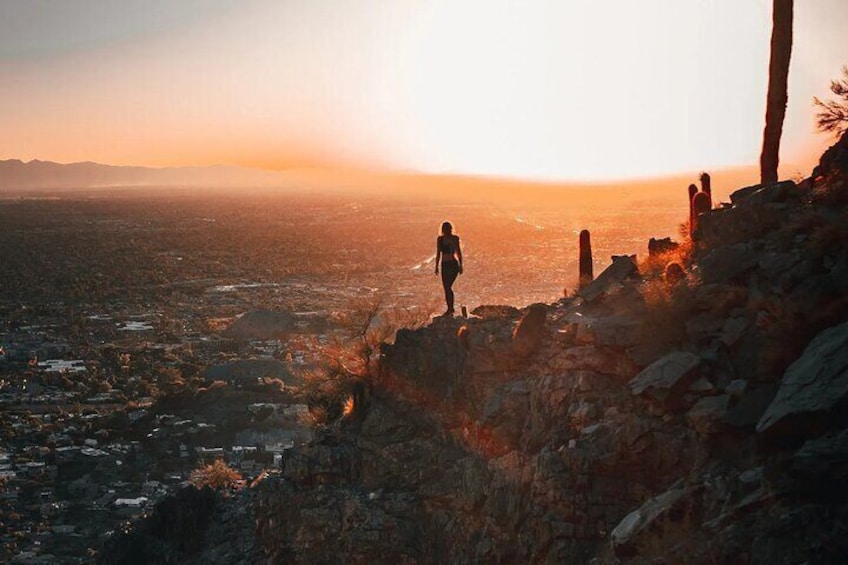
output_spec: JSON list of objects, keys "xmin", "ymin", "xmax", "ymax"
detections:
[{"xmin": 96, "ymin": 133, "xmax": 848, "ymax": 564}]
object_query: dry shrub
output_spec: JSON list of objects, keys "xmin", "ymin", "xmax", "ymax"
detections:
[
  {"xmin": 639, "ymin": 275, "xmax": 697, "ymax": 351},
  {"xmin": 638, "ymin": 238, "xmax": 693, "ymax": 279},
  {"xmin": 299, "ymin": 297, "xmax": 434, "ymax": 425},
  {"xmin": 189, "ymin": 459, "xmax": 243, "ymax": 491}
]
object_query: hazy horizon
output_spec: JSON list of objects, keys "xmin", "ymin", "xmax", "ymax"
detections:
[{"xmin": 2, "ymin": 1, "xmax": 847, "ymax": 183}]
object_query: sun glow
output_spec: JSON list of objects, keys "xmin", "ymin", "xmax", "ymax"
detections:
[{"xmin": 1, "ymin": 0, "xmax": 846, "ymax": 180}]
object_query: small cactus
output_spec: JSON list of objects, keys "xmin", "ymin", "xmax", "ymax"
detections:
[{"xmin": 578, "ymin": 229, "xmax": 593, "ymax": 289}]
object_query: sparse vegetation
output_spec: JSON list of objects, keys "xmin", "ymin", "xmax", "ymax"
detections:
[
  {"xmin": 814, "ymin": 66, "xmax": 848, "ymax": 137},
  {"xmin": 189, "ymin": 459, "xmax": 243, "ymax": 491}
]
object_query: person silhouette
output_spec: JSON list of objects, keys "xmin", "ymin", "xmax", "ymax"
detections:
[{"xmin": 435, "ymin": 221, "xmax": 463, "ymax": 316}]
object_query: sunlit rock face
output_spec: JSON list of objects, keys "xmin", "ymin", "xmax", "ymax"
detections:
[{"xmin": 100, "ymin": 132, "xmax": 848, "ymax": 564}]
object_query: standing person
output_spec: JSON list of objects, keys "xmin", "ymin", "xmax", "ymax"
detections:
[{"xmin": 435, "ymin": 221, "xmax": 463, "ymax": 316}]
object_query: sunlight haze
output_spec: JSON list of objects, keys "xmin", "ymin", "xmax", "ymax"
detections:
[{"xmin": 1, "ymin": 0, "xmax": 847, "ymax": 181}]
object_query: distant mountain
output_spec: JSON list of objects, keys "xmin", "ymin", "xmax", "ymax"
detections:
[{"xmin": 0, "ymin": 159, "xmax": 294, "ymax": 191}]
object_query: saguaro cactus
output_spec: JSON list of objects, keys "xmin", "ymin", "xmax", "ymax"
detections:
[
  {"xmin": 690, "ymin": 191, "xmax": 712, "ymax": 240},
  {"xmin": 700, "ymin": 172, "xmax": 713, "ymax": 210},
  {"xmin": 699, "ymin": 172, "xmax": 712, "ymax": 196},
  {"xmin": 687, "ymin": 183, "xmax": 698, "ymax": 233},
  {"xmin": 579, "ymin": 229, "xmax": 593, "ymax": 289}
]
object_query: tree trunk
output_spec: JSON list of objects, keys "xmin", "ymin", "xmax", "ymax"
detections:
[{"xmin": 760, "ymin": 0, "xmax": 794, "ymax": 185}]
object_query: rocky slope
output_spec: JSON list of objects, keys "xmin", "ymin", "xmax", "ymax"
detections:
[{"xmin": 100, "ymin": 132, "xmax": 848, "ymax": 564}]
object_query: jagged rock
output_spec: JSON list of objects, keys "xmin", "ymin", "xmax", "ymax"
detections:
[
  {"xmin": 758, "ymin": 249, "xmax": 803, "ymax": 281},
  {"xmin": 729, "ymin": 180, "xmax": 796, "ymax": 206},
  {"xmin": 479, "ymin": 381, "xmax": 530, "ymax": 452},
  {"xmin": 686, "ymin": 395, "xmax": 730, "ymax": 435},
  {"xmin": 511, "ymin": 303, "xmax": 547, "ymax": 357},
  {"xmin": 688, "ymin": 377, "xmax": 717, "ymax": 395},
  {"xmin": 692, "ymin": 284, "xmax": 748, "ymax": 312},
  {"xmin": 574, "ymin": 314, "xmax": 642, "ymax": 348},
  {"xmin": 549, "ymin": 345, "xmax": 638, "ymax": 379},
  {"xmin": 648, "ymin": 237, "xmax": 679, "ymax": 257},
  {"xmin": 380, "ymin": 322, "xmax": 466, "ymax": 394},
  {"xmin": 579, "ymin": 255, "xmax": 639, "ymax": 302},
  {"xmin": 725, "ymin": 379, "xmax": 748, "ymax": 397},
  {"xmin": 695, "ymin": 243, "xmax": 758, "ymax": 284},
  {"xmin": 718, "ymin": 316, "xmax": 749, "ymax": 347},
  {"xmin": 790, "ymin": 427, "xmax": 848, "ymax": 482},
  {"xmin": 685, "ymin": 312, "xmax": 726, "ymax": 344},
  {"xmin": 725, "ymin": 384, "xmax": 778, "ymax": 429},
  {"xmin": 282, "ymin": 441, "xmax": 361, "ymax": 486},
  {"xmin": 812, "ymin": 129, "xmax": 848, "ymax": 179},
  {"xmin": 757, "ymin": 322, "xmax": 848, "ymax": 438},
  {"xmin": 629, "ymin": 352, "xmax": 701, "ymax": 407},
  {"xmin": 610, "ymin": 486, "xmax": 700, "ymax": 557}
]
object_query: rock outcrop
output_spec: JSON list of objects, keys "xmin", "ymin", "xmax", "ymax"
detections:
[{"xmin": 102, "ymin": 131, "xmax": 848, "ymax": 564}]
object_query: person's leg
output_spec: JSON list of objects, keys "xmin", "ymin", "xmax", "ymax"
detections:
[{"xmin": 441, "ymin": 261, "xmax": 459, "ymax": 313}]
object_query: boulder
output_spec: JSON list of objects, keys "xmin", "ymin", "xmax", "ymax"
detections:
[
  {"xmin": 695, "ymin": 243, "xmax": 758, "ymax": 285},
  {"xmin": 610, "ymin": 486, "xmax": 699, "ymax": 557},
  {"xmin": 511, "ymin": 303, "xmax": 547, "ymax": 357},
  {"xmin": 579, "ymin": 255, "xmax": 639, "ymax": 302},
  {"xmin": 629, "ymin": 352, "xmax": 702, "ymax": 407},
  {"xmin": 575, "ymin": 315, "xmax": 642, "ymax": 348},
  {"xmin": 729, "ymin": 180, "xmax": 796, "ymax": 207},
  {"xmin": 478, "ymin": 381, "xmax": 531, "ymax": 452},
  {"xmin": 811, "ymin": 129, "xmax": 848, "ymax": 180},
  {"xmin": 549, "ymin": 345, "xmax": 638, "ymax": 379},
  {"xmin": 756, "ymin": 322, "xmax": 848, "ymax": 438},
  {"xmin": 686, "ymin": 395, "xmax": 730, "ymax": 435},
  {"xmin": 724, "ymin": 379, "xmax": 748, "ymax": 397},
  {"xmin": 790, "ymin": 428, "xmax": 848, "ymax": 482},
  {"xmin": 724, "ymin": 384, "xmax": 778, "ymax": 429}
]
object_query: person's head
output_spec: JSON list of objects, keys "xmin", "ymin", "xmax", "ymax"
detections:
[{"xmin": 440, "ymin": 221, "xmax": 453, "ymax": 236}]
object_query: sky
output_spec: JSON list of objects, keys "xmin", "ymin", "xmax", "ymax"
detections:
[{"xmin": 1, "ymin": 0, "xmax": 847, "ymax": 182}]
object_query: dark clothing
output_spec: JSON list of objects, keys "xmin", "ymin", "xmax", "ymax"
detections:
[
  {"xmin": 438, "ymin": 234, "xmax": 459, "ymax": 256},
  {"xmin": 441, "ymin": 258, "xmax": 460, "ymax": 311}
]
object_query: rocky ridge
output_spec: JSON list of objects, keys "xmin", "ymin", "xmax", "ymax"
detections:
[{"xmin": 100, "ymin": 132, "xmax": 848, "ymax": 564}]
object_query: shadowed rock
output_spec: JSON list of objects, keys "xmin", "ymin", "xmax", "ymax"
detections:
[
  {"xmin": 630, "ymin": 352, "xmax": 702, "ymax": 407},
  {"xmin": 511, "ymin": 303, "xmax": 547, "ymax": 357},
  {"xmin": 611, "ymin": 486, "xmax": 700, "ymax": 558},
  {"xmin": 579, "ymin": 255, "xmax": 639, "ymax": 303},
  {"xmin": 757, "ymin": 321, "xmax": 848, "ymax": 438}
]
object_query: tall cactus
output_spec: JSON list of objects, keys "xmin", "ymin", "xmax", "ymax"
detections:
[
  {"xmin": 699, "ymin": 172, "xmax": 712, "ymax": 196},
  {"xmin": 690, "ymin": 191, "xmax": 712, "ymax": 240},
  {"xmin": 700, "ymin": 172, "xmax": 713, "ymax": 210},
  {"xmin": 687, "ymin": 183, "xmax": 698, "ymax": 235},
  {"xmin": 579, "ymin": 229, "xmax": 593, "ymax": 289}
]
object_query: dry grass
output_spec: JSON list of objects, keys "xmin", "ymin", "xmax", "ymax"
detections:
[{"xmin": 189, "ymin": 459, "xmax": 243, "ymax": 492}]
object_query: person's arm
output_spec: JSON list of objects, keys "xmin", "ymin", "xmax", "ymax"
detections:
[
  {"xmin": 456, "ymin": 236, "xmax": 463, "ymax": 274},
  {"xmin": 435, "ymin": 236, "xmax": 441, "ymax": 274}
]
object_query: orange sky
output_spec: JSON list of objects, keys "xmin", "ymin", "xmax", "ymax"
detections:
[{"xmin": 1, "ymin": 0, "xmax": 847, "ymax": 181}]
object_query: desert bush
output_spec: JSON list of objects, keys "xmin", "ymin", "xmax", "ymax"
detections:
[
  {"xmin": 189, "ymin": 459, "xmax": 243, "ymax": 492},
  {"xmin": 300, "ymin": 297, "xmax": 434, "ymax": 425}
]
